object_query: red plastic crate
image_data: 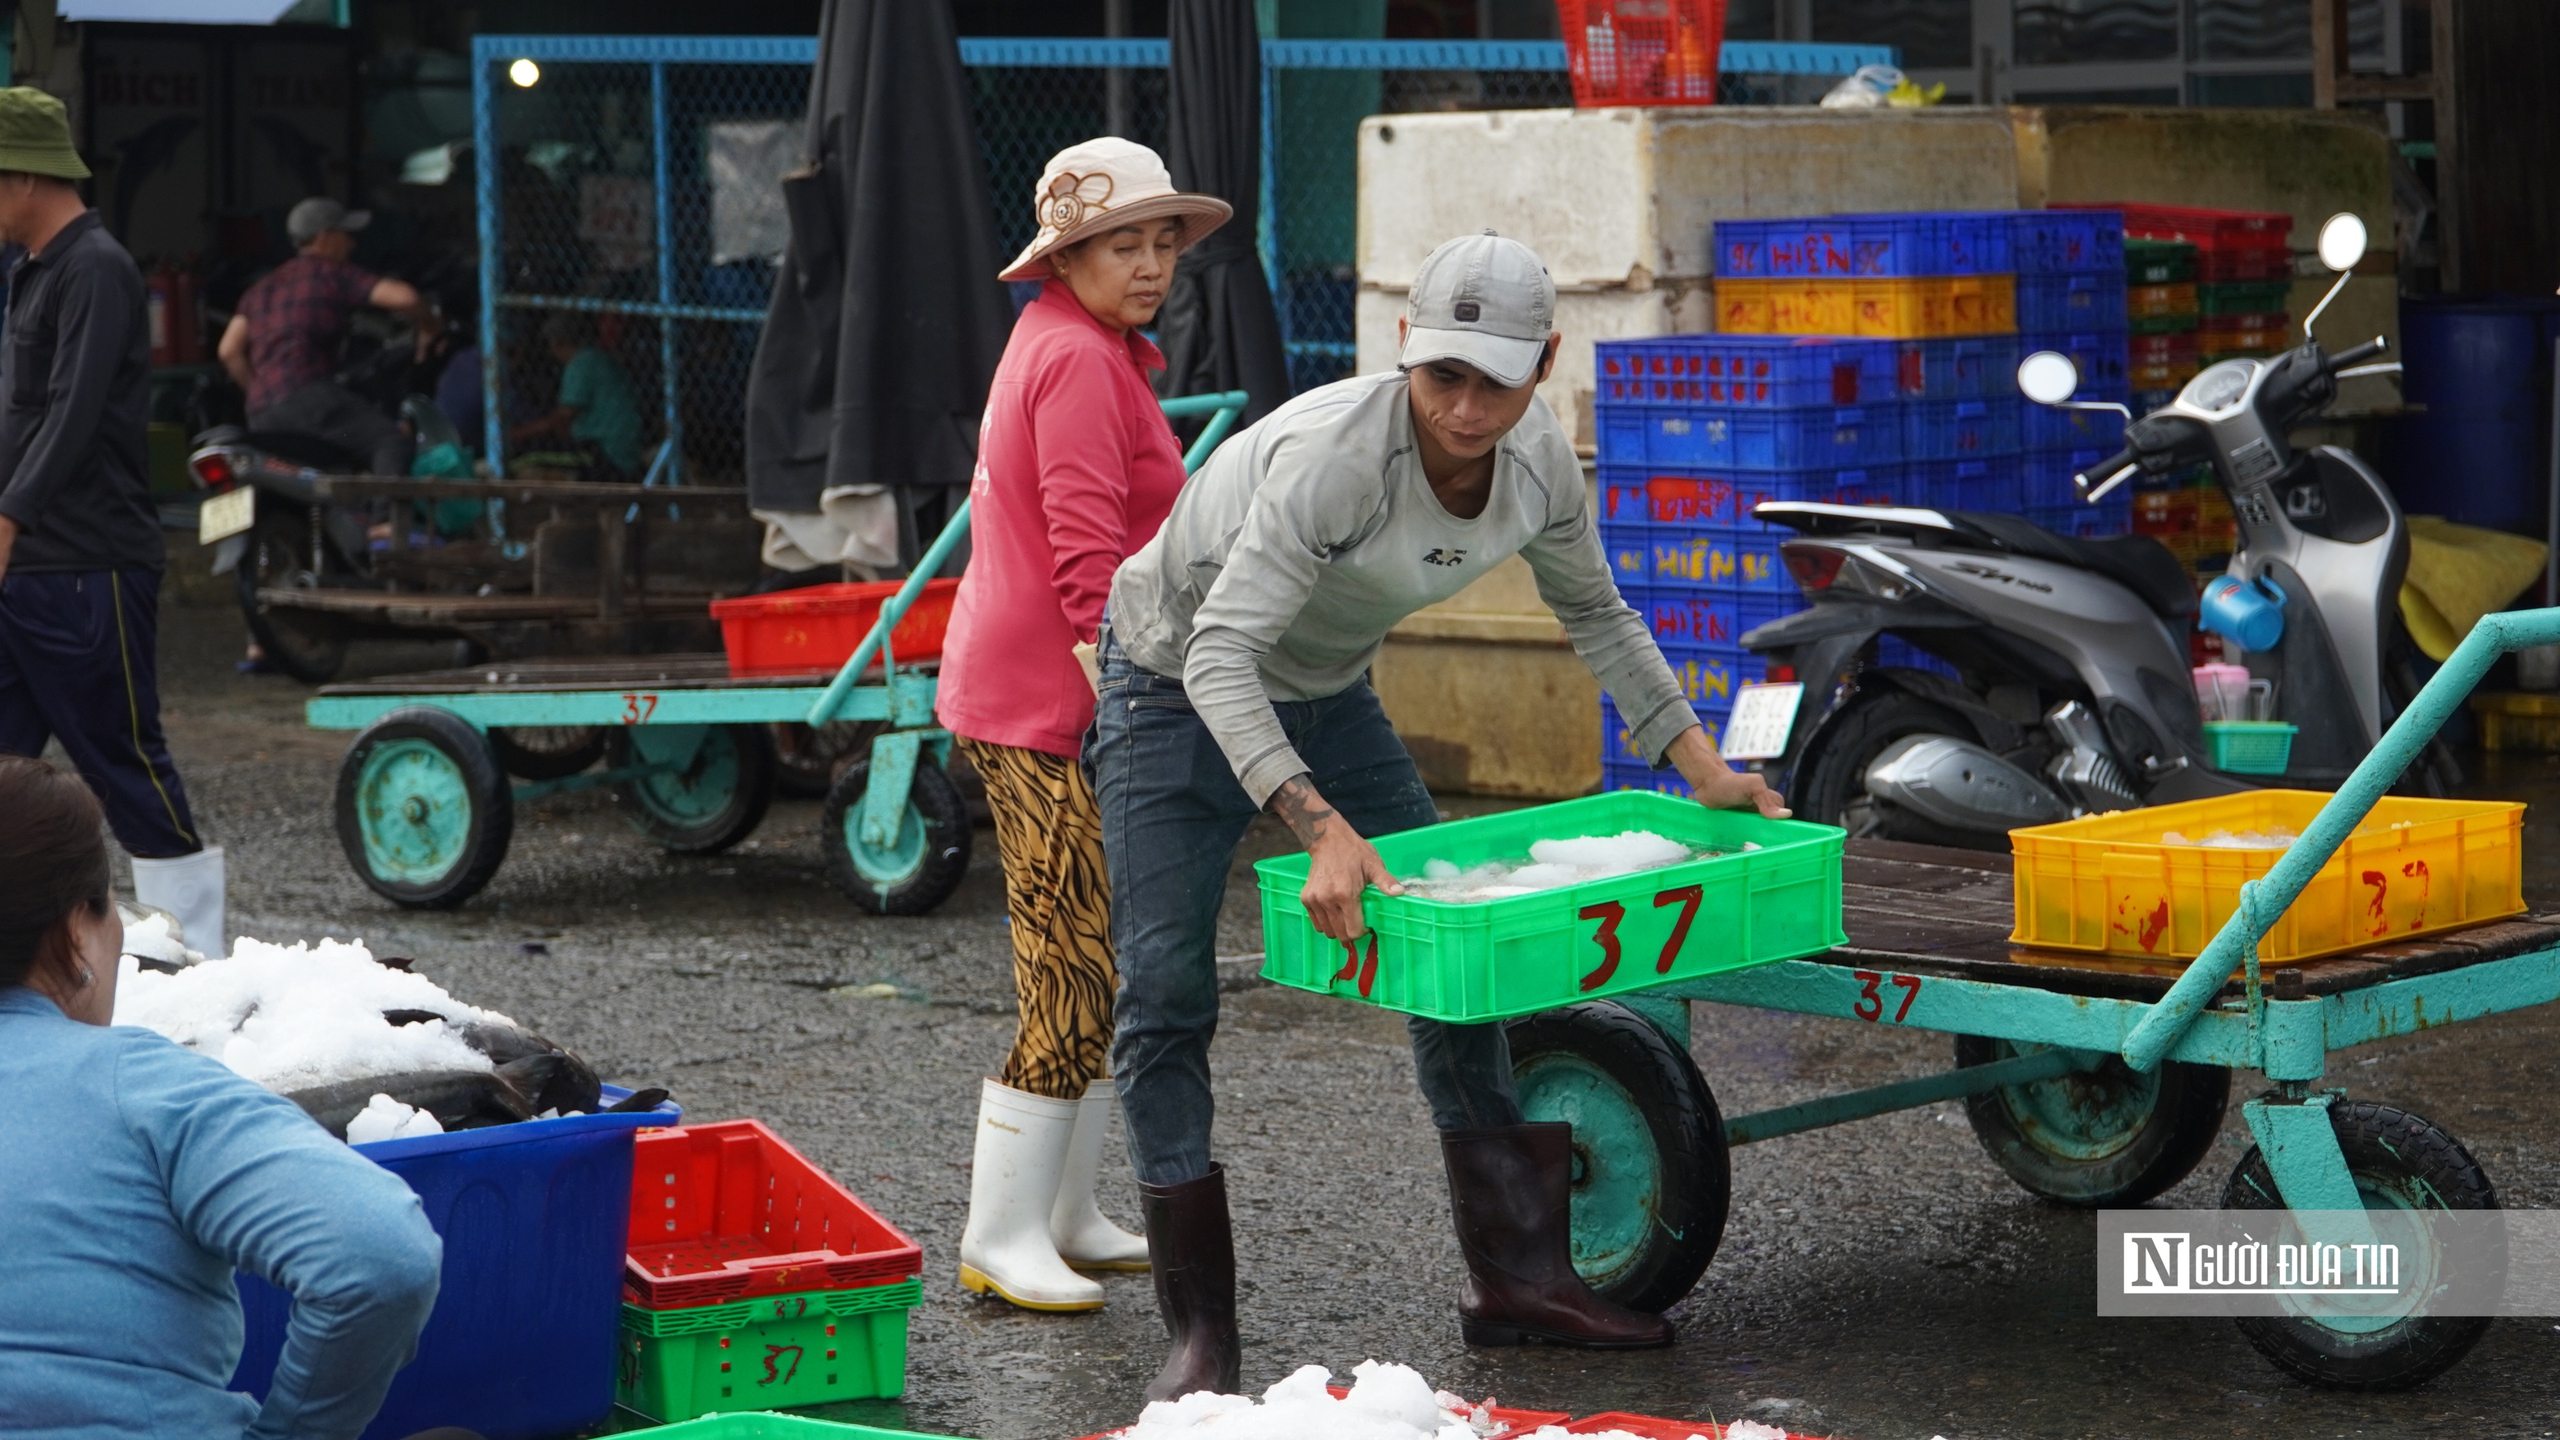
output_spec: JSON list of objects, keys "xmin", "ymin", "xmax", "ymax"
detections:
[
  {"xmin": 1070, "ymin": 1394, "xmax": 1571, "ymax": 1440},
  {"xmin": 708, "ymin": 578, "xmax": 959, "ymax": 678},
  {"xmin": 1558, "ymin": 0, "xmax": 1727, "ymax": 106},
  {"xmin": 624, "ymin": 1120, "xmax": 922, "ymax": 1309},
  {"xmin": 2066, "ymin": 201, "xmax": 2290, "ymax": 247},
  {"xmin": 1568, "ymin": 1413, "xmax": 1825, "ymax": 1439}
]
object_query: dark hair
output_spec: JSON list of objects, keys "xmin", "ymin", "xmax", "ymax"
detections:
[
  {"xmin": 0, "ymin": 757, "xmax": 112, "ymax": 987},
  {"xmin": 541, "ymin": 310, "xmax": 591, "ymax": 348}
]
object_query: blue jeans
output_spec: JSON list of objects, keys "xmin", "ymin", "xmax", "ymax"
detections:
[{"xmin": 1089, "ymin": 629, "xmax": 1523, "ymax": 1187}]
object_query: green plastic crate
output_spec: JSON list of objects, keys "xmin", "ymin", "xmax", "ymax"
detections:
[
  {"xmin": 2197, "ymin": 280, "xmax": 2293, "ymax": 315},
  {"xmin": 2126, "ymin": 238, "xmax": 2197, "ymax": 284},
  {"xmin": 1257, "ymin": 790, "xmax": 1845, "ymax": 1023},
  {"xmin": 616, "ymin": 1278, "xmax": 923, "ymax": 1421},
  {"xmin": 640, "ymin": 1414, "xmax": 962, "ymax": 1439},
  {"xmin": 2203, "ymin": 720, "xmax": 2297, "ymax": 775}
]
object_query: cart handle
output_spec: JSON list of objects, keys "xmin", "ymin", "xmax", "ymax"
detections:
[
  {"xmin": 2120, "ymin": 605, "xmax": 2560, "ymax": 1072},
  {"xmin": 803, "ymin": 390, "xmax": 1251, "ymax": 727}
]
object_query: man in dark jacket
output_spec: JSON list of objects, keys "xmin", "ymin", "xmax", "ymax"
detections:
[{"xmin": 0, "ymin": 87, "xmax": 223, "ymax": 952}]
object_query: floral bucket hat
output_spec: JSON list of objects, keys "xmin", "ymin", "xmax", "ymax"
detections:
[{"xmin": 997, "ymin": 137, "xmax": 1235, "ymax": 283}]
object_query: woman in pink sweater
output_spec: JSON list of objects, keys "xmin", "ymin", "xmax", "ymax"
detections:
[{"xmin": 936, "ymin": 138, "xmax": 1231, "ymax": 1315}]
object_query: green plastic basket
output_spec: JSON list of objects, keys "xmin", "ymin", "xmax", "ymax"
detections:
[
  {"xmin": 616, "ymin": 1279, "xmax": 923, "ymax": 1421},
  {"xmin": 2203, "ymin": 720, "xmax": 2297, "ymax": 775},
  {"xmin": 639, "ymin": 1414, "xmax": 960, "ymax": 1439},
  {"xmin": 2126, "ymin": 237, "xmax": 2197, "ymax": 284},
  {"xmin": 1257, "ymin": 790, "xmax": 1845, "ymax": 1023},
  {"xmin": 2197, "ymin": 280, "xmax": 2293, "ymax": 315}
]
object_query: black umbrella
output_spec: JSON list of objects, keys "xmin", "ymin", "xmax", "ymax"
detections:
[
  {"xmin": 744, "ymin": 0, "xmax": 1012, "ymax": 570},
  {"xmin": 1154, "ymin": 0, "xmax": 1293, "ymax": 432}
]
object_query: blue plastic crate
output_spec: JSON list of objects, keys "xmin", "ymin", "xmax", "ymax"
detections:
[
  {"xmin": 1904, "ymin": 397, "xmax": 2022, "ymax": 462},
  {"xmin": 1604, "ymin": 759, "xmax": 1692, "ymax": 798},
  {"xmin": 1601, "ymin": 696, "xmax": 1646, "ymax": 768},
  {"xmin": 1727, "ymin": 528, "xmax": 1787, "ymax": 592},
  {"xmin": 1736, "ymin": 589, "xmax": 1804, "ymax": 646},
  {"xmin": 1755, "ymin": 216, "xmax": 1860, "ymax": 277},
  {"xmin": 1832, "ymin": 210, "xmax": 2013, "ymax": 276},
  {"xmin": 2022, "ymin": 448, "xmax": 2113, "ymax": 508},
  {"xmin": 2133, "ymin": 386, "xmax": 2180, "ymax": 418},
  {"xmin": 2028, "ymin": 500, "xmax": 2133, "ymax": 538},
  {"xmin": 1908, "ymin": 455, "xmax": 2025, "ymax": 512},
  {"xmin": 2016, "ymin": 273, "xmax": 2130, "ymax": 334},
  {"xmin": 231, "ymin": 1090, "xmax": 678, "ymax": 1440},
  {"xmin": 1647, "ymin": 581, "xmax": 1742, "ymax": 648},
  {"xmin": 1659, "ymin": 640, "xmax": 1748, "ymax": 713},
  {"xmin": 1600, "ymin": 520, "xmax": 1651, "ymax": 585},
  {"xmin": 1713, "ymin": 217, "xmax": 1773, "ymax": 278},
  {"xmin": 2011, "ymin": 209, "xmax": 2125, "ymax": 275},
  {"xmin": 1728, "ymin": 464, "xmax": 1905, "ymax": 518},
  {"xmin": 2023, "ymin": 394, "xmax": 2130, "ymax": 454},
  {"xmin": 1601, "ymin": 475, "xmax": 1651, "ymax": 526},
  {"xmin": 1894, "ymin": 334, "xmax": 2022, "ymax": 401},
  {"xmin": 1597, "ymin": 335, "xmax": 1900, "ymax": 409},
  {"xmin": 2018, "ymin": 331, "xmax": 2131, "ymax": 395},
  {"xmin": 1726, "ymin": 405, "xmax": 1903, "ymax": 470}
]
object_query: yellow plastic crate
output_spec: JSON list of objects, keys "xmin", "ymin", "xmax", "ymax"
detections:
[
  {"xmin": 1715, "ymin": 278, "xmax": 1774, "ymax": 333},
  {"xmin": 1847, "ymin": 276, "xmax": 2019, "ymax": 338},
  {"xmin": 2471, "ymin": 692, "xmax": 2560, "ymax": 753},
  {"xmin": 1767, "ymin": 279, "xmax": 1857, "ymax": 337},
  {"xmin": 2010, "ymin": 790, "xmax": 2524, "ymax": 964}
]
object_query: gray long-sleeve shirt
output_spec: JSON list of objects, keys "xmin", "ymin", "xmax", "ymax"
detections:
[
  {"xmin": 0, "ymin": 210, "xmax": 159, "ymax": 573},
  {"xmin": 1109, "ymin": 370, "xmax": 1699, "ymax": 806}
]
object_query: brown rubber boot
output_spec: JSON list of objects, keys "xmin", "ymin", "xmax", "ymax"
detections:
[
  {"xmin": 1136, "ymin": 1164, "xmax": 1242, "ymax": 1401},
  {"xmin": 1441, "ymin": 1122, "xmax": 1675, "ymax": 1349}
]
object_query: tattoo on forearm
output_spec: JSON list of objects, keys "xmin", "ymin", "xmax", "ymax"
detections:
[{"xmin": 1267, "ymin": 775, "xmax": 1337, "ymax": 848}]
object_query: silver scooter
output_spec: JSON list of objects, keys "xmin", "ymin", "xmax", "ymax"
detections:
[{"xmin": 1739, "ymin": 213, "xmax": 2447, "ymax": 846}]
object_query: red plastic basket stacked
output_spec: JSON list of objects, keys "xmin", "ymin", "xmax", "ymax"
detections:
[
  {"xmin": 2067, "ymin": 202, "xmax": 2296, "ymax": 366},
  {"xmin": 625, "ymin": 1119, "xmax": 921, "ymax": 1305},
  {"xmin": 1558, "ymin": 0, "xmax": 1728, "ymax": 106},
  {"xmin": 709, "ymin": 578, "xmax": 960, "ymax": 678}
]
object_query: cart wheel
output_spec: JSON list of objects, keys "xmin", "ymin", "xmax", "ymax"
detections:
[
  {"xmin": 822, "ymin": 757, "xmax": 972, "ymax": 916},
  {"xmin": 1955, "ymin": 1036, "xmax": 2228, "ymax": 1206},
  {"xmin": 238, "ymin": 510, "xmax": 347, "ymax": 684},
  {"xmin": 607, "ymin": 724, "xmax": 775, "ymax": 854},
  {"xmin": 1505, "ymin": 1001, "xmax": 1728, "ymax": 1313},
  {"xmin": 489, "ymin": 726, "xmax": 606, "ymax": 781},
  {"xmin": 2223, "ymin": 1101, "xmax": 2497, "ymax": 1391},
  {"xmin": 770, "ymin": 720, "xmax": 879, "ymax": 799},
  {"xmin": 334, "ymin": 706, "xmax": 511, "ymax": 909}
]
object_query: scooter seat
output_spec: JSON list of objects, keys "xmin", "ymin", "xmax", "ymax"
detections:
[
  {"xmin": 243, "ymin": 430, "xmax": 366, "ymax": 472},
  {"xmin": 1935, "ymin": 511, "xmax": 2199, "ymax": 621}
]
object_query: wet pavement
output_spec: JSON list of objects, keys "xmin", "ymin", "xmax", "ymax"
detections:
[{"xmin": 127, "ymin": 581, "xmax": 2560, "ymax": 1440}]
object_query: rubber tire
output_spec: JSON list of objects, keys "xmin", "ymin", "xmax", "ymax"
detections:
[
  {"xmin": 488, "ymin": 726, "xmax": 607, "ymax": 781},
  {"xmin": 333, "ymin": 706, "xmax": 511, "ymax": 909},
  {"xmin": 770, "ymin": 721, "xmax": 879, "ymax": 800},
  {"xmin": 2222, "ymin": 1101, "xmax": 2498, "ymax": 1391},
  {"xmin": 237, "ymin": 509, "xmax": 348, "ymax": 683},
  {"xmin": 821, "ymin": 757, "xmax": 972, "ymax": 916},
  {"xmin": 1956, "ymin": 1035, "xmax": 2230, "ymax": 1206},
  {"xmin": 606, "ymin": 724, "xmax": 776, "ymax": 854},
  {"xmin": 1787, "ymin": 685, "xmax": 1977, "ymax": 830},
  {"xmin": 1504, "ymin": 1001, "xmax": 1728, "ymax": 1314}
]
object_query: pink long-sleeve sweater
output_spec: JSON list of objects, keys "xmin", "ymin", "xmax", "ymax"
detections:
[{"xmin": 938, "ymin": 280, "xmax": 1190, "ymax": 758}]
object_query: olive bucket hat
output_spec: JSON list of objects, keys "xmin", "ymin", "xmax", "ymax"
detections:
[{"xmin": 0, "ymin": 88, "xmax": 88, "ymax": 181}]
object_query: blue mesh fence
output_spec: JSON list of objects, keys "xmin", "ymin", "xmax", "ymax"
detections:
[{"xmin": 473, "ymin": 36, "xmax": 1886, "ymax": 480}]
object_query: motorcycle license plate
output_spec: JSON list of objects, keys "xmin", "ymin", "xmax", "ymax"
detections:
[
  {"xmin": 1721, "ymin": 681, "xmax": 1803, "ymax": 761},
  {"xmin": 198, "ymin": 487, "xmax": 254, "ymax": 545}
]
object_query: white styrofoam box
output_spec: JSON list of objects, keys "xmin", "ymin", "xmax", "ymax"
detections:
[
  {"xmin": 1357, "ymin": 283, "xmax": 1706, "ymax": 452},
  {"xmin": 1357, "ymin": 106, "xmax": 2022, "ymax": 290}
]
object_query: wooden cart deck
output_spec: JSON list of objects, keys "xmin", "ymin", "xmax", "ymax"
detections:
[
  {"xmin": 316, "ymin": 652, "xmax": 939, "ymax": 696},
  {"xmin": 1839, "ymin": 838, "xmax": 2560, "ymax": 1003}
]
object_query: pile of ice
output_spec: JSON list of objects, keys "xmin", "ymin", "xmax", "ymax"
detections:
[
  {"xmin": 1111, "ymin": 1362, "xmax": 1760, "ymax": 1440},
  {"xmin": 1399, "ymin": 831, "xmax": 1708, "ymax": 903},
  {"xmin": 344, "ymin": 1092, "xmax": 447, "ymax": 1144},
  {"xmin": 113, "ymin": 935, "xmax": 503, "ymax": 1094},
  {"xmin": 2159, "ymin": 825, "xmax": 2299, "ymax": 850}
]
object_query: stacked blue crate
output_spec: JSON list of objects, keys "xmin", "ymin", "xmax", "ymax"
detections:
[{"xmin": 2011, "ymin": 210, "xmax": 2131, "ymax": 538}]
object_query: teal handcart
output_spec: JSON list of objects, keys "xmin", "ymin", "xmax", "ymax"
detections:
[{"xmin": 309, "ymin": 392, "xmax": 1249, "ymax": 914}]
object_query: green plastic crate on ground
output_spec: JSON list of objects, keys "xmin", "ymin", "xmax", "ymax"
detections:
[
  {"xmin": 617, "ymin": 1279, "xmax": 922, "ymax": 1421},
  {"xmin": 2203, "ymin": 720, "xmax": 2296, "ymax": 775},
  {"xmin": 640, "ymin": 1412, "xmax": 963, "ymax": 1438},
  {"xmin": 1257, "ymin": 791, "xmax": 1845, "ymax": 1023}
]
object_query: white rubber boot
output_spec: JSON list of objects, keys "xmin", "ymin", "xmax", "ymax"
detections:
[
  {"xmin": 1052, "ymin": 1079, "xmax": 1150, "ymax": 1272},
  {"xmin": 958, "ymin": 1079, "xmax": 1105, "ymax": 1311},
  {"xmin": 130, "ymin": 846, "xmax": 225, "ymax": 959}
]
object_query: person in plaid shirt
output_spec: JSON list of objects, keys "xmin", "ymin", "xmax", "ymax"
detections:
[{"xmin": 216, "ymin": 197, "xmax": 423, "ymax": 477}]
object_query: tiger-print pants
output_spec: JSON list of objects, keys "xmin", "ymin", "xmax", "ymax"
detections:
[{"xmin": 956, "ymin": 736, "xmax": 1117, "ymax": 1100}]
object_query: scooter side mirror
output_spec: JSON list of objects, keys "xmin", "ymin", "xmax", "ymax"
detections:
[
  {"xmin": 2316, "ymin": 212, "xmax": 2368, "ymax": 273},
  {"xmin": 2016, "ymin": 350, "xmax": 2081, "ymax": 406}
]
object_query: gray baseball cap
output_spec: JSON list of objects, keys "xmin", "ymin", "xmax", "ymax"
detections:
[
  {"xmin": 287, "ymin": 196, "xmax": 370, "ymax": 245},
  {"xmin": 1398, "ymin": 230, "xmax": 1556, "ymax": 388}
]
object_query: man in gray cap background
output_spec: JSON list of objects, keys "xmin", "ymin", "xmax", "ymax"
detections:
[
  {"xmin": 1088, "ymin": 231, "xmax": 1786, "ymax": 1399},
  {"xmin": 217, "ymin": 196, "xmax": 424, "ymax": 479}
]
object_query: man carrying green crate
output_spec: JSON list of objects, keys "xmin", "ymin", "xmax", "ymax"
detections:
[{"xmin": 1090, "ymin": 231, "xmax": 1786, "ymax": 1400}]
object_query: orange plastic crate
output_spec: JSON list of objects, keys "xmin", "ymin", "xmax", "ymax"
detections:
[
  {"xmin": 625, "ymin": 1120, "xmax": 923, "ymax": 1309},
  {"xmin": 709, "ymin": 579, "xmax": 959, "ymax": 678},
  {"xmin": 2009, "ymin": 791, "xmax": 2525, "ymax": 964},
  {"xmin": 1714, "ymin": 278, "xmax": 1775, "ymax": 333}
]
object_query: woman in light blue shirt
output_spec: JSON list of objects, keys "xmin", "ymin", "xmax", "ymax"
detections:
[{"xmin": 0, "ymin": 756, "xmax": 460, "ymax": 1440}]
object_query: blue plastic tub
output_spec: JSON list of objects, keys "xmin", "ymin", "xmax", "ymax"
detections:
[
  {"xmin": 230, "ymin": 1088, "xmax": 679, "ymax": 1440},
  {"xmin": 1908, "ymin": 455, "xmax": 2025, "ymax": 512},
  {"xmin": 2016, "ymin": 273, "xmax": 2129, "ymax": 333},
  {"xmin": 1904, "ymin": 397, "xmax": 2023, "ymax": 462},
  {"xmin": 1894, "ymin": 334, "xmax": 2021, "ymax": 400},
  {"xmin": 1597, "ymin": 335, "xmax": 1900, "ymax": 409},
  {"xmin": 2011, "ymin": 210, "xmax": 2125, "ymax": 275}
]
